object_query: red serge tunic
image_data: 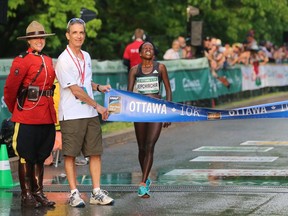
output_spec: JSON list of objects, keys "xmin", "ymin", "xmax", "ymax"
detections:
[{"xmin": 4, "ymin": 48, "xmax": 56, "ymax": 124}]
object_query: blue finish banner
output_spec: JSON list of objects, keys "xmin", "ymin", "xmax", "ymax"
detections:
[{"xmin": 105, "ymin": 89, "xmax": 288, "ymax": 122}]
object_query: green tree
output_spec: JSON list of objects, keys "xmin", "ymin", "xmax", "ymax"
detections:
[
  {"xmin": 2, "ymin": 0, "xmax": 288, "ymax": 59},
  {"xmin": 91, "ymin": 0, "xmax": 188, "ymax": 60},
  {"xmin": 1, "ymin": 0, "xmax": 189, "ymax": 59},
  {"xmin": 1, "ymin": 0, "xmax": 100, "ymax": 58},
  {"xmin": 187, "ymin": 0, "xmax": 288, "ymax": 45}
]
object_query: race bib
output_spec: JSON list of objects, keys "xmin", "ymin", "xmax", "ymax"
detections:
[{"xmin": 136, "ymin": 76, "xmax": 159, "ymax": 94}]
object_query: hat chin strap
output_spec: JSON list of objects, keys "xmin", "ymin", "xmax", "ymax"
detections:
[{"xmin": 32, "ymin": 50, "xmax": 42, "ymax": 55}]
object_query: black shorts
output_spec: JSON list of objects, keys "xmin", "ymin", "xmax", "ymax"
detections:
[{"xmin": 12, "ymin": 123, "xmax": 56, "ymax": 164}]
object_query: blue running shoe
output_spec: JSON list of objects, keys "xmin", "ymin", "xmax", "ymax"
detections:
[
  {"xmin": 146, "ymin": 178, "xmax": 152, "ymax": 192},
  {"xmin": 138, "ymin": 185, "xmax": 150, "ymax": 198}
]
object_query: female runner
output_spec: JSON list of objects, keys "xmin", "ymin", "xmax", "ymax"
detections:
[{"xmin": 127, "ymin": 41, "xmax": 172, "ymax": 198}]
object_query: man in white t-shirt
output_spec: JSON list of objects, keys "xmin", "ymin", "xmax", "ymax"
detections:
[{"xmin": 55, "ymin": 18, "xmax": 114, "ymax": 208}]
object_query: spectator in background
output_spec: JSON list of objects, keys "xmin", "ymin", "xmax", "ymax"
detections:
[
  {"xmin": 222, "ymin": 43, "xmax": 232, "ymax": 59},
  {"xmin": 238, "ymin": 46, "xmax": 251, "ymax": 65},
  {"xmin": 225, "ymin": 43, "xmax": 242, "ymax": 66},
  {"xmin": 204, "ymin": 37, "xmax": 218, "ymax": 59},
  {"xmin": 163, "ymin": 39, "xmax": 181, "ymax": 60},
  {"xmin": 258, "ymin": 49, "xmax": 269, "ymax": 65},
  {"xmin": 259, "ymin": 40, "xmax": 273, "ymax": 62},
  {"xmin": 123, "ymin": 28, "xmax": 145, "ymax": 72},
  {"xmin": 177, "ymin": 36, "xmax": 187, "ymax": 58},
  {"xmin": 273, "ymin": 45, "xmax": 286, "ymax": 64},
  {"xmin": 202, "ymin": 36, "xmax": 212, "ymax": 57},
  {"xmin": 205, "ymin": 38, "xmax": 230, "ymax": 87},
  {"xmin": 245, "ymin": 29, "xmax": 257, "ymax": 50},
  {"xmin": 248, "ymin": 44, "xmax": 268, "ymax": 84},
  {"xmin": 184, "ymin": 44, "xmax": 194, "ymax": 59},
  {"xmin": 249, "ymin": 44, "xmax": 260, "ymax": 81},
  {"xmin": 206, "ymin": 39, "xmax": 226, "ymax": 75},
  {"xmin": 282, "ymin": 45, "xmax": 288, "ymax": 63}
]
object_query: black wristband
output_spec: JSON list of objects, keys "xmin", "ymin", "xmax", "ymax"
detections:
[{"xmin": 96, "ymin": 84, "xmax": 101, "ymax": 92}]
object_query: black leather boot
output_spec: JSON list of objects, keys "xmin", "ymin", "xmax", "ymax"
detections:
[
  {"xmin": 18, "ymin": 161, "xmax": 41, "ymax": 208},
  {"xmin": 32, "ymin": 163, "xmax": 55, "ymax": 207}
]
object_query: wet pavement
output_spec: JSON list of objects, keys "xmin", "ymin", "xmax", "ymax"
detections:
[{"xmin": 2, "ymin": 92, "xmax": 288, "ymax": 215}]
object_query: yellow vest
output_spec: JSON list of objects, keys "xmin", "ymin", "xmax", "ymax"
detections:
[{"xmin": 53, "ymin": 80, "xmax": 60, "ymax": 131}]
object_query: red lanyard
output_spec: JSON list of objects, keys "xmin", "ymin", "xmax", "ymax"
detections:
[{"xmin": 66, "ymin": 48, "xmax": 86, "ymax": 85}]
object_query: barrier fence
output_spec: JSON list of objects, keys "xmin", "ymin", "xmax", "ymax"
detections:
[{"xmin": 1, "ymin": 57, "xmax": 288, "ymax": 123}]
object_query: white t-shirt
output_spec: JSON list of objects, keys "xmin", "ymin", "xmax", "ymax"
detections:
[
  {"xmin": 55, "ymin": 45, "xmax": 98, "ymax": 121},
  {"xmin": 163, "ymin": 48, "xmax": 180, "ymax": 60}
]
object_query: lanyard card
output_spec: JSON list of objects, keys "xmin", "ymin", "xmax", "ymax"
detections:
[{"xmin": 81, "ymin": 86, "xmax": 88, "ymax": 104}]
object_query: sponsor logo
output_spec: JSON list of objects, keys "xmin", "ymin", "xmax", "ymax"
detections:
[
  {"xmin": 182, "ymin": 78, "xmax": 201, "ymax": 91},
  {"xmin": 108, "ymin": 96, "xmax": 121, "ymax": 114},
  {"xmin": 207, "ymin": 112, "xmax": 221, "ymax": 120}
]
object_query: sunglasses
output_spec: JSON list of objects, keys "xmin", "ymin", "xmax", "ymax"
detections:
[{"xmin": 66, "ymin": 18, "xmax": 86, "ymax": 29}]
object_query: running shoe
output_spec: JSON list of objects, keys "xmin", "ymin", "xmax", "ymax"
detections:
[
  {"xmin": 90, "ymin": 190, "xmax": 114, "ymax": 205},
  {"xmin": 69, "ymin": 191, "xmax": 85, "ymax": 208},
  {"xmin": 146, "ymin": 178, "xmax": 152, "ymax": 192},
  {"xmin": 138, "ymin": 185, "xmax": 150, "ymax": 198}
]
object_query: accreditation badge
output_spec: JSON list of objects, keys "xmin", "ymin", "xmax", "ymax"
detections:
[{"xmin": 81, "ymin": 86, "xmax": 88, "ymax": 104}]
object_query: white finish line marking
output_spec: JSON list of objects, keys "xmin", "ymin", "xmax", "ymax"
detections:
[
  {"xmin": 193, "ymin": 146, "xmax": 273, "ymax": 152},
  {"xmin": 190, "ymin": 156, "xmax": 278, "ymax": 162},
  {"xmin": 165, "ymin": 169, "xmax": 288, "ymax": 177},
  {"xmin": 241, "ymin": 141, "xmax": 288, "ymax": 146}
]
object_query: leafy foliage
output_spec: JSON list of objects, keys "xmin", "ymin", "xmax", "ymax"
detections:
[
  {"xmin": 188, "ymin": 0, "xmax": 288, "ymax": 45},
  {"xmin": 1, "ymin": 0, "xmax": 288, "ymax": 59},
  {"xmin": 1, "ymin": 0, "xmax": 99, "ymax": 57}
]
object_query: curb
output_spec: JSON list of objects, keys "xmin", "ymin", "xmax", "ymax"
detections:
[{"xmin": 103, "ymin": 128, "xmax": 135, "ymax": 147}]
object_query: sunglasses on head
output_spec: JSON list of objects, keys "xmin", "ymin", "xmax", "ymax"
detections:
[{"xmin": 66, "ymin": 18, "xmax": 86, "ymax": 29}]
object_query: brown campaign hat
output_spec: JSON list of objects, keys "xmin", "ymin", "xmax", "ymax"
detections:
[{"xmin": 17, "ymin": 21, "xmax": 55, "ymax": 40}]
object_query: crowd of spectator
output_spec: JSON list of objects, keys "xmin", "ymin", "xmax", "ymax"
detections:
[
  {"xmin": 164, "ymin": 30, "xmax": 288, "ymax": 65},
  {"xmin": 163, "ymin": 36, "xmax": 194, "ymax": 60},
  {"xmin": 124, "ymin": 28, "xmax": 288, "ymax": 88},
  {"xmin": 162, "ymin": 30, "xmax": 288, "ymax": 87},
  {"xmin": 203, "ymin": 31, "xmax": 269, "ymax": 70}
]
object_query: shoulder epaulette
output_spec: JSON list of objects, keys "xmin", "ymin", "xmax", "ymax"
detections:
[{"xmin": 18, "ymin": 51, "xmax": 29, "ymax": 58}]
